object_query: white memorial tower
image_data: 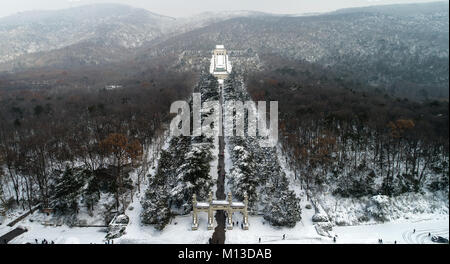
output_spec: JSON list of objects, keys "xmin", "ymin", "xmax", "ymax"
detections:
[{"xmin": 210, "ymin": 45, "xmax": 232, "ymax": 79}]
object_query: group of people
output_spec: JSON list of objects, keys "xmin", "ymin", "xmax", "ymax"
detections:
[
  {"xmin": 375, "ymin": 228, "xmax": 430, "ymax": 244},
  {"xmin": 35, "ymin": 238, "xmax": 54, "ymax": 244},
  {"xmin": 414, "ymin": 228, "xmax": 432, "ymax": 237},
  {"xmin": 258, "ymin": 234, "xmax": 287, "ymax": 243},
  {"xmin": 231, "ymin": 221, "xmax": 245, "ymax": 230}
]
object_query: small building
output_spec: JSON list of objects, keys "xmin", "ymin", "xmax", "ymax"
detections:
[
  {"xmin": 41, "ymin": 208, "xmax": 54, "ymax": 216},
  {"xmin": 105, "ymin": 85, "xmax": 123, "ymax": 90}
]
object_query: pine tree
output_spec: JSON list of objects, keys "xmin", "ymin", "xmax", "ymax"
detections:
[
  {"xmin": 141, "ymin": 149, "xmax": 173, "ymax": 230},
  {"xmin": 200, "ymin": 74, "xmax": 220, "ymax": 102},
  {"xmin": 83, "ymin": 177, "xmax": 101, "ymax": 214},
  {"xmin": 141, "ymin": 135, "xmax": 198, "ymax": 229},
  {"xmin": 173, "ymin": 142, "xmax": 214, "ymax": 212},
  {"xmin": 0, "ymin": 170, "xmax": 6, "ymax": 210},
  {"xmin": 141, "ymin": 182, "xmax": 171, "ymax": 230},
  {"xmin": 263, "ymin": 175, "xmax": 302, "ymax": 227},
  {"xmin": 51, "ymin": 168, "xmax": 89, "ymax": 214},
  {"xmin": 229, "ymin": 145, "xmax": 259, "ymax": 208}
]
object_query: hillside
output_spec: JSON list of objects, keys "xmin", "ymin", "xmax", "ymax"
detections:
[
  {"xmin": 0, "ymin": 4, "xmax": 175, "ymax": 66},
  {"xmin": 143, "ymin": 2, "xmax": 449, "ymax": 100},
  {"xmin": 0, "ymin": 2, "xmax": 448, "ymax": 101}
]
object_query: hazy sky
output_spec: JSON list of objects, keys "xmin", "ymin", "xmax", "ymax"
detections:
[{"xmin": 0, "ymin": 0, "xmax": 443, "ymax": 18}]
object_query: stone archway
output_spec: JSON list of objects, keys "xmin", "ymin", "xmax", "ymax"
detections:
[{"xmin": 192, "ymin": 191, "xmax": 249, "ymax": 230}]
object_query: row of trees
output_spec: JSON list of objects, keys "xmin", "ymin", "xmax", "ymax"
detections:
[
  {"xmin": 141, "ymin": 73, "xmax": 218, "ymax": 230},
  {"xmin": 223, "ymin": 71, "xmax": 302, "ymax": 227}
]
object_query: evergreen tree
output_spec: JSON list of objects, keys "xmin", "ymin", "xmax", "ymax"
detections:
[
  {"xmin": 0, "ymin": 170, "xmax": 6, "ymax": 210},
  {"xmin": 141, "ymin": 181, "xmax": 171, "ymax": 230},
  {"xmin": 229, "ymin": 145, "xmax": 259, "ymax": 208},
  {"xmin": 83, "ymin": 177, "xmax": 101, "ymax": 214},
  {"xmin": 427, "ymin": 159, "xmax": 449, "ymax": 192},
  {"xmin": 141, "ymin": 135, "xmax": 205, "ymax": 229},
  {"xmin": 173, "ymin": 142, "xmax": 214, "ymax": 212},
  {"xmin": 263, "ymin": 174, "xmax": 302, "ymax": 227},
  {"xmin": 51, "ymin": 168, "xmax": 89, "ymax": 214},
  {"xmin": 141, "ymin": 148, "xmax": 175, "ymax": 229},
  {"xmin": 200, "ymin": 74, "xmax": 220, "ymax": 102}
]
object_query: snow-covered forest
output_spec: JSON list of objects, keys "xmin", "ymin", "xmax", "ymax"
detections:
[
  {"xmin": 0, "ymin": 67, "xmax": 195, "ymax": 226},
  {"xmin": 0, "ymin": 1, "xmax": 448, "ymax": 245},
  {"xmin": 245, "ymin": 58, "xmax": 449, "ymax": 225}
]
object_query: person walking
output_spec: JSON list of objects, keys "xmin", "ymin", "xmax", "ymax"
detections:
[{"xmin": 259, "ymin": 238, "xmax": 261, "ymax": 243}]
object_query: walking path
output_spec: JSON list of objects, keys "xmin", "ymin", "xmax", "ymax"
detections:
[
  {"xmin": 0, "ymin": 204, "xmax": 41, "ymax": 244},
  {"xmin": 7, "ymin": 204, "xmax": 41, "ymax": 227},
  {"xmin": 0, "ymin": 227, "xmax": 27, "ymax": 244},
  {"xmin": 211, "ymin": 82, "xmax": 226, "ymax": 244}
]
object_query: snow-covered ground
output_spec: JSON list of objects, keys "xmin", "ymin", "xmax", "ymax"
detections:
[
  {"xmin": 274, "ymin": 130, "xmax": 449, "ymax": 242},
  {"xmin": 226, "ymin": 195, "xmax": 326, "ymax": 244},
  {"xmin": 1, "ymin": 190, "xmax": 214, "ymax": 244},
  {"xmin": 114, "ymin": 193, "xmax": 213, "ymax": 244},
  {"xmin": 0, "ymin": 208, "xmax": 107, "ymax": 244},
  {"xmin": 7, "ymin": 224, "xmax": 107, "ymax": 244},
  {"xmin": 333, "ymin": 217, "xmax": 449, "ymax": 244},
  {"xmin": 318, "ymin": 191, "xmax": 449, "ymax": 226},
  {"xmin": 2, "ymin": 147, "xmax": 447, "ymax": 245},
  {"xmin": 2, "ymin": 204, "xmax": 447, "ymax": 244},
  {"xmin": 225, "ymin": 195, "xmax": 448, "ymax": 244}
]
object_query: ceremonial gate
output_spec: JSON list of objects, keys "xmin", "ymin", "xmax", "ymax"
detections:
[{"xmin": 192, "ymin": 191, "xmax": 249, "ymax": 230}]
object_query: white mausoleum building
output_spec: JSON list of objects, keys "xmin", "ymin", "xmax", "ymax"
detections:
[{"xmin": 210, "ymin": 45, "xmax": 232, "ymax": 79}]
